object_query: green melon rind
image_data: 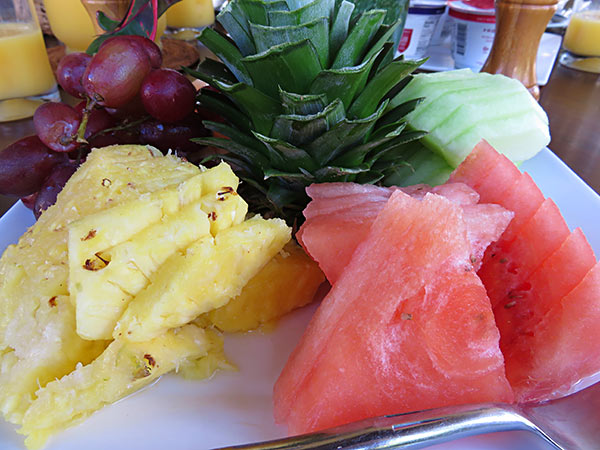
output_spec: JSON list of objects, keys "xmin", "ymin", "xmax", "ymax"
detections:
[{"xmin": 383, "ymin": 143, "xmax": 453, "ymax": 187}]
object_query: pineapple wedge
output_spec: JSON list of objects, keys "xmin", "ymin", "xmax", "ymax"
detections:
[
  {"xmin": 69, "ymin": 201, "xmax": 211, "ymax": 340},
  {"xmin": 115, "ymin": 215, "xmax": 291, "ymax": 342},
  {"xmin": 205, "ymin": 241, "xmax": 325, "ymax": 332},
  {"xmin": 69, "ymin": 161, "xmax": 249, "ymax": 340},
  {"xmin": 177, "ymin": 328, "xmax": 235, "ymax": 380},
  {"xmin": 0, "ymin": 145, "xmax": 199, "ymax": 423},
  {"xmin": 196, "ymin": 162, "xmax": 249, "ymax": 235},
  {"xmin": 19, "ymin": 324, "xmax": 216, "ymax": 450},
  {"xmin": 0, "ymin": 296, "xmax": 107, "ymax": 425}
]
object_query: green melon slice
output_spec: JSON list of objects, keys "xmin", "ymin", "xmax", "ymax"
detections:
[{"xmin": 391, "ymin": 70, "xmax": 550, "ymax": 168}]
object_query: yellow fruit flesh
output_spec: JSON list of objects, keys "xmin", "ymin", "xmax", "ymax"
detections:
[
  {"xmin": 0, "ymin": 146, "xmax": 198, "ymax": 422},
  {"xmin": 20, "ymin": 324, "xmax": 215, "ymax": 450},
  {"xmin": 115, "ymin": 216, "xmax": 291, "ymax": 342},
  {"xmin": 69, "ymin": 162, "xmax": 249, "ymax": 341},
  {"xmin": 207, "ymin": 242, "xmax": 325, "ymax": 332},
  {"xmin": 70, "ymin": 201, "xmax": 211, "ymax": 340},
  {"xmin": 0, "ymin": 146, "xmax": 320, "ymax": 448}
]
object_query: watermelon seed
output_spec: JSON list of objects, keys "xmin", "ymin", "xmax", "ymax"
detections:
[
  {"xmin": 499, "ymin": 258, "xmax": 508, "ymax": 264},
  {"xmin": 505, "ymin": 301, "xmax": 517, "ymax": 309},
  {"xmin": 401, "ymin": 313, "xmax": 413, "ymax": 321}
]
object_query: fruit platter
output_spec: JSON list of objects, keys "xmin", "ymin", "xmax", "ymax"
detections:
[{"xmin": 1, "ymin": 1, "xmax": 600, "ymax": 449}]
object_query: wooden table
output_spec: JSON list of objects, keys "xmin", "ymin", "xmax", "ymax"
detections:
[
  {"xmin": 1, "ymin": 52, "xmax": 600, "ymax": 217},
  {"xmin": 539, "ymin": 61, "xmax": 600, "ymax": 193}
]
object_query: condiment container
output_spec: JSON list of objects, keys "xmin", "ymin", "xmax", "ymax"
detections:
[
  {"xmin": 449, "ymin": 0, "xmax": 496, "ymax": 70},
  {"xmin": 397, "ymin": 0, "xmax": 447, "ymax": 59}
]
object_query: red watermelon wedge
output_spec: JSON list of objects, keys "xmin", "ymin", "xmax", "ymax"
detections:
[
  {"xmin": 298, "ymin": 182, "xmax": 512, "ymax": 283},
  {"xmin": 450, "ymin": 140, "xmax": 600, "ymax": 402},
  {"xmin": 274, "ymin": 191, "xmax": 514, "ymax": 434}
]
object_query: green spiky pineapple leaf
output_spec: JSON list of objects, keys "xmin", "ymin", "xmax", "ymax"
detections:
[{"xmin": 193, "ymin": 0, "xmax": 419, "ymax": 224}]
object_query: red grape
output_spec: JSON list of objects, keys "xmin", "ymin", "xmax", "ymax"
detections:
[
  {"xmin": 140, "ymin": 69, "xmax": 196, "ymax": 123},
  {"xmin": 104, "ymin": 94, "xmax": 147, "ymax": 120},
  {"xmin": 87, "ymin": 124, "xmax": 141, "ymax": 148},
  {"xmin": 56, "ymin": 52, "xmax": 92, "ymax": 98},
  {"xmin": 20, "ymin": 192, "xmax": 38, "ymax": 210},
  {"xmin": 83, "ymin": 38, "xmax": 152, "ymax": 108},
  {"xmin": 100, "ymin": 35, "xmax": 162, "ymax": 69},
  {"xmin": 33, "ymin": 102, "xmax": 81, "ymax": 152},
  {"xmin": 34, "ymin": 163, "xmax": 78, "ymax": 218},
  {"xmin": 0, "ymin": 136, "xmax": 67, "ymax": 197},
  {"xmin": 139, "ymin": 114, "xmax": 209, "ymax": 155}
]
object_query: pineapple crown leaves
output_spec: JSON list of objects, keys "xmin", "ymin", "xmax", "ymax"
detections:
[{"xmin": 190, "ymin": 0, "xmax": 423, "ymax": 224}]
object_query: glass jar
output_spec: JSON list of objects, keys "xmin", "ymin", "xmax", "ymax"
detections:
[
  {"xmin": 0, "ymin": 0, "xmax": 59, "ymax": 122},
  {"xmin": 559, "ymin": 0, "xmax": 600, "ymax": 73}
]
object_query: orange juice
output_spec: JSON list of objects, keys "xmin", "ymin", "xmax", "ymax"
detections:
[
  {"xmin": 563, "ymin": 11, "xmax": 600, "ymax": 56},
  {"xmin": 43, "ymin": 0, "xmax": 97, "ymax": 52},
  {"xmin": 0, "ymin": 23, "xmax": 56, "ymax": 100},
  {"xmin": 166, "ymin": 0, "xmax": 215, "ymax": 28},
  {"xmin": 44, "ymin": 0, "xmax": 167, "ymax": 53}
]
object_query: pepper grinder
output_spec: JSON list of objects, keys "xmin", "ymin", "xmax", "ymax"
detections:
[{"xmin": 481, "ymin": 0, "xmax": 559, "ymax": 100}]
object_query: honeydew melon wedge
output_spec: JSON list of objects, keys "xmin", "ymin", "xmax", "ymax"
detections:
[{"xmin": 391, "ymin": 70, "xmax": 550, "ymax": 168}]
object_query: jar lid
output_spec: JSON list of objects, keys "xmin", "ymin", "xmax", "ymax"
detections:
[
  {"xmin": 449, "ymin": 0, "xmax": 495, "ymax": 14},
  {"xmin": 409, "ymin": 0, "xmax": 448, "ymax": 8}
]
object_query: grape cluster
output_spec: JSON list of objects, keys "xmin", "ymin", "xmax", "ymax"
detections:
[{"xmin": 0, "ymin": 35, "xmax": 210, "ymax": 218}]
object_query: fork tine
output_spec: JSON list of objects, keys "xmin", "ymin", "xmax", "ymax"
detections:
[{"xmin": 523, "ymin": 381, "xmax": 600, "ymax": 450}]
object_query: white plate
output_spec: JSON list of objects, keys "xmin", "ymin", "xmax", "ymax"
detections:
[
  {"xmin": 0, "ymin": 147, "xmax": 599, "ymax": 450},
  {"xmin": 422, "ymin": 32, "xmax": 563, "ymax": 86}
]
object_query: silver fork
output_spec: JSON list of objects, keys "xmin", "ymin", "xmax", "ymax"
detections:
[{"xmin": 214, "ymin": 381, "xmax": 600, "ymax": 450}]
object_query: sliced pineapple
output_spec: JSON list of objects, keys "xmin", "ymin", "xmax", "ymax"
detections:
[
  {"xmin": 70, "ymin": 201, "xmax": 211, "ymax": 340},
  {"xmin": 177, "ymin": 327, "xmax": 236, "ymax": 380},
  {"xmin": 115, "ymin": 215, "xmax": 291, "ymax": 342},
  {"xmin": 197, "ymin": 161, "xmax": 240, "ymax": 193},
  {"xmin": 68, "ymin": 171, "xmax": 206, "ymax": 277},
  {"xmin": 68, "ymin": 162, "xmax": 248, "ymax": 340},
  {"xmin": 197, "ymin": 162, "xmax": 248, "ymax": 235},
  {"xmin": 205, "ymin": 241, "xmax": 325, "ymax": 332},
  {"xmin": 201, "ymin": 189, "xmax": 248, "ymax": 236},
  {"xmin": 0, "ymin": 296, "xmax": 107, "ymax": 425},
  {"xmin": 19, "ymin": 324, "xmax": 214, "ymax": 450},
  {"xmin": 198, "ymin": 241, "xmax": 325, "ymax": 332},
  {"xmin": 0, "ymin": 146, "xmax": 201, "ymax": 423}
]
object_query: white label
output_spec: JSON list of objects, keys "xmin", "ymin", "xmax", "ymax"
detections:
[
  {"xmin": 398, "ymin": 12, "xmax": 444, "ymax": 59},
  {"xmin": 451, "ymin": 18, "xmax": 496, "ymax": 70}
]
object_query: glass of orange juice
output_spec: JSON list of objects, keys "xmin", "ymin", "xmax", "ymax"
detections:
[
  {"xmin": 559, "ymin": 0, "xmax": 600, "ymax": 73},
  {"xmin": 0, "ymin": 0, "xmax": 59, "ymax": 122},
  {"xmin": 166, "ymin": 0, "xmax": 215, "ymax": 40},
  {"xmin": 43, "ymin": 0, "xmax": 167, "ymax": 53},
  {"xmin": 42, "ymin": 0, "xmax": 97, "ymax": 53}
]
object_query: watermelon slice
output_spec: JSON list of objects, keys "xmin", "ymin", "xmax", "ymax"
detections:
[
  {"xmin": 274, "ymin": 191, "xmax": 514, "ymax": 434},
  {"xmin": 449, "ymin": 140, "xmax": 600, "ymax": 402},
  {"xmin": 298, "ymin": 181, "xmax": 512, "ymax": 283}
]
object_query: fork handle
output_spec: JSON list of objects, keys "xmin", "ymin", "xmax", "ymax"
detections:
[{"xmin": 214, "ymin": 405, "xmax": 557, "ymax": 450}]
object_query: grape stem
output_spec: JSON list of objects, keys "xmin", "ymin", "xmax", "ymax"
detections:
[
  {"xmin": 87, "ymin": 115, "xmax": 150, "ymax": 142},
  {"xmin": 76, "ymin": 97, "xmax": 97, "ymax": 144}
]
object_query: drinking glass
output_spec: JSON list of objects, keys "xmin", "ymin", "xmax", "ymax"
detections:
[
  {"xmin": 42, "ymin": 0, "xmax": 97, "ymax": 53},
  {"xmin": 166, "ymin": 0, "xmax": 215, "ymax": 40},
  {"xmin": 43, "ymin": 0, "xmax": 167, "ymax": 54},
  {"xmin": 559, "ymin": 0, "xmax": 600, "ymax": 73},
  {"xmin": 0, "ymin": 0, "xmax": 59, "ymax": 122}
]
